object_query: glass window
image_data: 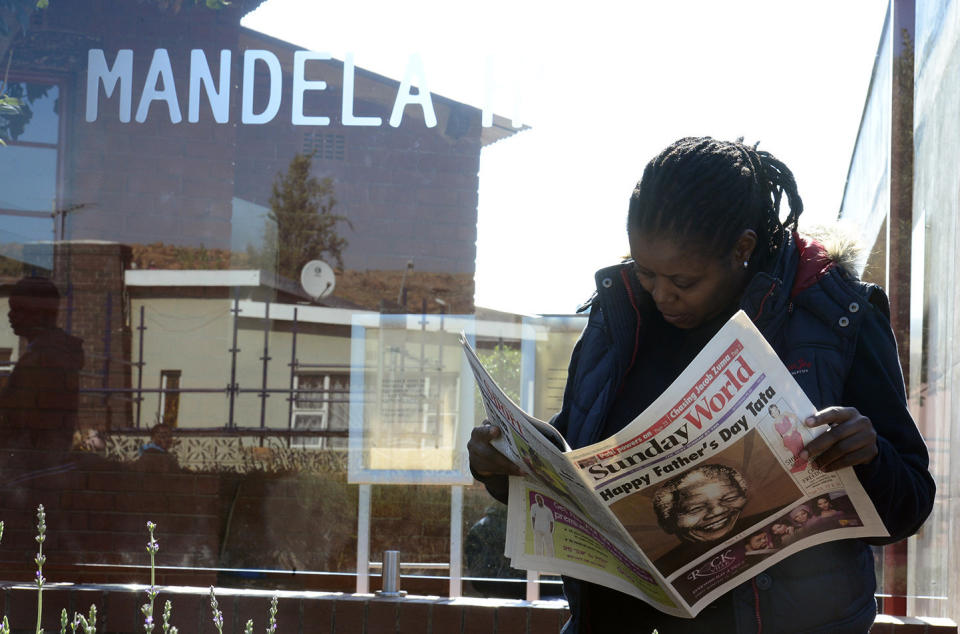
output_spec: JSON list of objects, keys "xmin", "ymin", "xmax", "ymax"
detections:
[
  {"xmin": 0, "ymin": 0, "xmax": 948, "ymax": 629},
  {"xmin": 291, "ymin": 370, "xmax": 349, "ymax": 449}
]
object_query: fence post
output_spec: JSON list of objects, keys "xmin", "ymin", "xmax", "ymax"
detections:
[
  {"xmin": 227, "ymin": 293, "xmax": 240, "ymax": 428},
  {"xmin": 287, "ymin": 307, "xmax": 299, "ymax": 449},
  {"xmin": 135, "ymin": 304, "xmax": 146, "ymax": 429},
  {"xmin": 259, "ymin": 300, "xmax": 272, "ymax": 439}
]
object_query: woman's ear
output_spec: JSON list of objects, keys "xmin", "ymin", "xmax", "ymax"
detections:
[{"xmin": 732, "ymin": 230, "xmax": 758, "ymax": 267}]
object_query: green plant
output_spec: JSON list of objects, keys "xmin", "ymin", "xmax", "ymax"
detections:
[
  {"xmin": 1, "ymin": 510, "xmax": 283, "ymax": 633},
  {"xmin": 209, "ymin": 587, "xmax": 223, "ymax": 634},
  {"xmin": 266, "ymin": 595, "xmax": 278, "ymax": 634},
  {"xmin": 141, "ymin": 522, "xmax": 160, "ymax": 633},
  {"xmin": 35, "ymin": 505, "xmax": 46, "ymax": 634},
  {"xmin": 160, "ymin": 601, "xmax": 178, "ymax": 634},
  {"xmin": 68, "ymin": 605, "xmax": 96, "ymax": 634},
  {"xmin": 474, "ymin": 342, "xmax": 522, "ymax": 424}
]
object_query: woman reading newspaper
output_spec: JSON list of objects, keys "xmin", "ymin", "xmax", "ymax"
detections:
[{"xmin": 468, "ymin": 137, "xmax": 935, "ymax": 633}]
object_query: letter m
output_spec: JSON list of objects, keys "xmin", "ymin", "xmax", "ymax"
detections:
[
  {"xmin": 86, "ymin": 49, "xmax": 133, "ymax": 123},
  {"xmin": 683, "ymin": 402, "xmax": 714, "ymax": 430}
]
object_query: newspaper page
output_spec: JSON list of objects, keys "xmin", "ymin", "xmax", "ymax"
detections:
[
  {"xmin": 461, "ymin": 336, "xmax": 628, "ymax": 540},
  {"xmin": 461, "ymin": 334, "xmax": 681, "ymax": 615},
  {"xmin": 461, "ymin": 311, "xmax": 888, "ymax": 618}
]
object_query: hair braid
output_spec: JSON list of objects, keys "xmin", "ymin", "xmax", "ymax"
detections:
[{"xmin": 627, "ymin": 137, "xmax": 803, "ymax": 269}]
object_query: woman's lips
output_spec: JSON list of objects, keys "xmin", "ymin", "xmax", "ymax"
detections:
[{"xmin": 661, "ymin": 312, "xmax": 685, "ymax": 325}]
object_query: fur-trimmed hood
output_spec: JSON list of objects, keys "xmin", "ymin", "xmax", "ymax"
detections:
[{"xmin": 791, "ymin": 225, "xmax": 864, "ymax": 297}]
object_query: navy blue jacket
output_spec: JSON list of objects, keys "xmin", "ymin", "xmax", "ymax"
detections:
[{"xmin": 549, "ymin": 233, "xmax": 935, "ymax": 633}]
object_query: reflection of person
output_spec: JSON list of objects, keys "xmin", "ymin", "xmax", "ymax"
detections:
[
  {"xmin": 529, "ymin": 494, "xmax": 555, "ymax": 557},
  {"xmin": 469, "ymin": 138, "xmax": 935, "ymax": 632},
  {"xmin": 139, "ymin": 423, "xmax": 174, "ymax": 456},
  {"xmin": 653, "ymin": 464, "xmax": 747, "ymax": 544},
  {"xmin": 769, "ymin": 404, "xmax": 807, "ymax": 472},
  {"xmin": 464, "ymin": 505, "xmax": 526, "ymax": 599},
  {"xmin": 0, "ymin": 277, "xmax": 84, "ymax": 454},
  {"xmin": 73, "ymin": 427, "xmax": 106, "ymax": 452}
]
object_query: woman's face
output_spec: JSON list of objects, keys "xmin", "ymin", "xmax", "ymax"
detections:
[
  {"xmin": 771, "ymin": 522, "xmax": 791, "ymax": 535},
  {"xmin": 628, "ymin": 231, "xmax": 753, "ymax": 329},
  {"xmin": 817, "ymin": 497, "xmax": 831, "ymax": 511},
  {"xmin": 791, "ymin": 508, "xmax": 810, "ymax": 524},
  {"xmin": 672, "ymin": 477, "xmax": 748, "ymax": 543},
  {"xmin": 769, "ymin": 405, "xmax": 781, "ymax": 418}
]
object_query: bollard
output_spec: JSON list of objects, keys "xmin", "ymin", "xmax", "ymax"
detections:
[{"xmin": 376, "ymin": 550, "xmax": 407, "ymax": 597}]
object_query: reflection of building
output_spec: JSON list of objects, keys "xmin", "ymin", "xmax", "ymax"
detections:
[
  {"xmin": 1, "ymin": 0, "xmax": 520, "ymax": 279},
  {"xmin": 839, "ymin": 0, "xmax": 958, "ymax": 622},
  {"xmin": 0, "ymin": 0, "xmax": 584, "ymax": 603},
  {"xmin": 0, "ymin": 0, "xmax": 524, "ymax": 437}
]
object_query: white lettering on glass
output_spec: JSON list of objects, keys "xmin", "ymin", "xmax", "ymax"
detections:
[
  {"xmin": 342, "ymin": 53, "xmax": 381, "ymax": 127},
  {"xmin": 389, "ymin": 53, "xmax": 437, "ymax": 128},
  {"xmin": 85, "ymin": 49, "xmax": 133, "ymax": 123},
  {"xmin": 189, "ymin": 49, "xmax": 231, "ymax": 123},
  {"xmin": 135, "ymin": 49, "xmax": 181, "ymax": 123},
  {"xmin": 242, "ymin": 49, "xmax": 282, "ymax": 125},
  {"xmin": 84, "ymin": 48, "xmax": 515, "ymax": 130},
  {"xmin": 292, "ymin": 50, "xmax": 332, "ymax": 126}
]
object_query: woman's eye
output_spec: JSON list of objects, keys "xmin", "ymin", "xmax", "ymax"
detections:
[{"xmin": 672, "ymin": 279, "xmax": 696, "ymax": 290}]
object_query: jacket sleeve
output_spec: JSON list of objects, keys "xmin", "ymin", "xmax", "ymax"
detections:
[{"xmin": 844, "ymin": 303, "xmax": 935, "ymax": 543}]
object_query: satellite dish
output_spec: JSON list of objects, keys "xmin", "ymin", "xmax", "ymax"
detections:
[{"xmin": 300, "ymin": 260, "xmax": 336, "ymax": 300}]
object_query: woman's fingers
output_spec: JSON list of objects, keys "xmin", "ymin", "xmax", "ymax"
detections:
[
  {"xmin": 468, "ymin": 422, "xmax": 524, "ymax": 477},
  {"xmin": 800, "ymin": 407, "xmax": 878, "ymax": 471}
]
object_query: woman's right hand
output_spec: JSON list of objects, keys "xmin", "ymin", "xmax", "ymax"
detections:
[{"xmin": 468, "ymin": 422, "xmax": 524, "ymax": 479}]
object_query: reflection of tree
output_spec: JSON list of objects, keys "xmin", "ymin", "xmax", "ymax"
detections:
[
  {"xmin": 0, "ymin": 80, "xmax": 51, "ymax": 142},
  {"xmin": 0, "ymin": 0, "xmax": 49, "ymax": 144},
  {"xmin": 475, "ymin": 343, "xmax": 521, "ymax": 424},
  {"xmin": 253, "ymin": 152, "xmax": 351, "ymax": 280}
]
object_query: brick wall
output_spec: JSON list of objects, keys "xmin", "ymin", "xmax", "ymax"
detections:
[
  {"xmin": 0, "ymin": 443, "xmax": 499, "ymax": 591},
  {"xmin": 0, "ymin": 451, "xmax": 220, "ymax": 587}
]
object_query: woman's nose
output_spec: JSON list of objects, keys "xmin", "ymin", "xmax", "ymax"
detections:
[{"xmin": 650, "ymin": 279, "xmax": 675, "ymax": 306}]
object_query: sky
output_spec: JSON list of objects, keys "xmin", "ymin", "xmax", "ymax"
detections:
[{"xmin": 244, "ymin": 0, "xmax": 889, "ymax": 315}]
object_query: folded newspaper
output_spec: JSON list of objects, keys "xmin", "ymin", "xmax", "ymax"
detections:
[{"xmin": 461, "ymin": 310, "xmax": 886, "ymax": 618}]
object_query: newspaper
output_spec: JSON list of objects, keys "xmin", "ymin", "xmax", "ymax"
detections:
[{"xmin": 461, "ymin": 311, "xmax": 887, "ymax": 618}]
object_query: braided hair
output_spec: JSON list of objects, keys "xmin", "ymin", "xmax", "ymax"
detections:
[{"xmin": 627, "ymin": 137, "xmax": 803, "ymax": 271}]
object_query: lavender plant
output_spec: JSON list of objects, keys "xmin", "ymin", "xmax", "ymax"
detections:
[
  {"xmin": 70, "ymin": 605, "xmax": 97, "ymax": 634},
  {"xmin": 209, "ymin": 587, "xmax": 223, "ymax": 634},
  {"xmin": 161, "ymin": 600, "xmax": 178, "ymax": 634},
  {"xmin": 35, "ymin": 505, "xmax": 47, "ymax": 634},
  {"xmin": 141, "ymin": 522, "xmax": 160, "ymax": 633},
  {"xmin": 266, "ymin": 595, "xmax": 278, "ymax": 634}
]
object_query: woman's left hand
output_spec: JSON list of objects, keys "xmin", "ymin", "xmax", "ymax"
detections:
[{"xmin": 799, "ymin": 406, "xmax": 878, "ymax": 472}]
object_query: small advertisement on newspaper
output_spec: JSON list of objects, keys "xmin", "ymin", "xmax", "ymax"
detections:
[{"xmin": 461, "ymin": 311, "xmax": 888, "ymax": 618}]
